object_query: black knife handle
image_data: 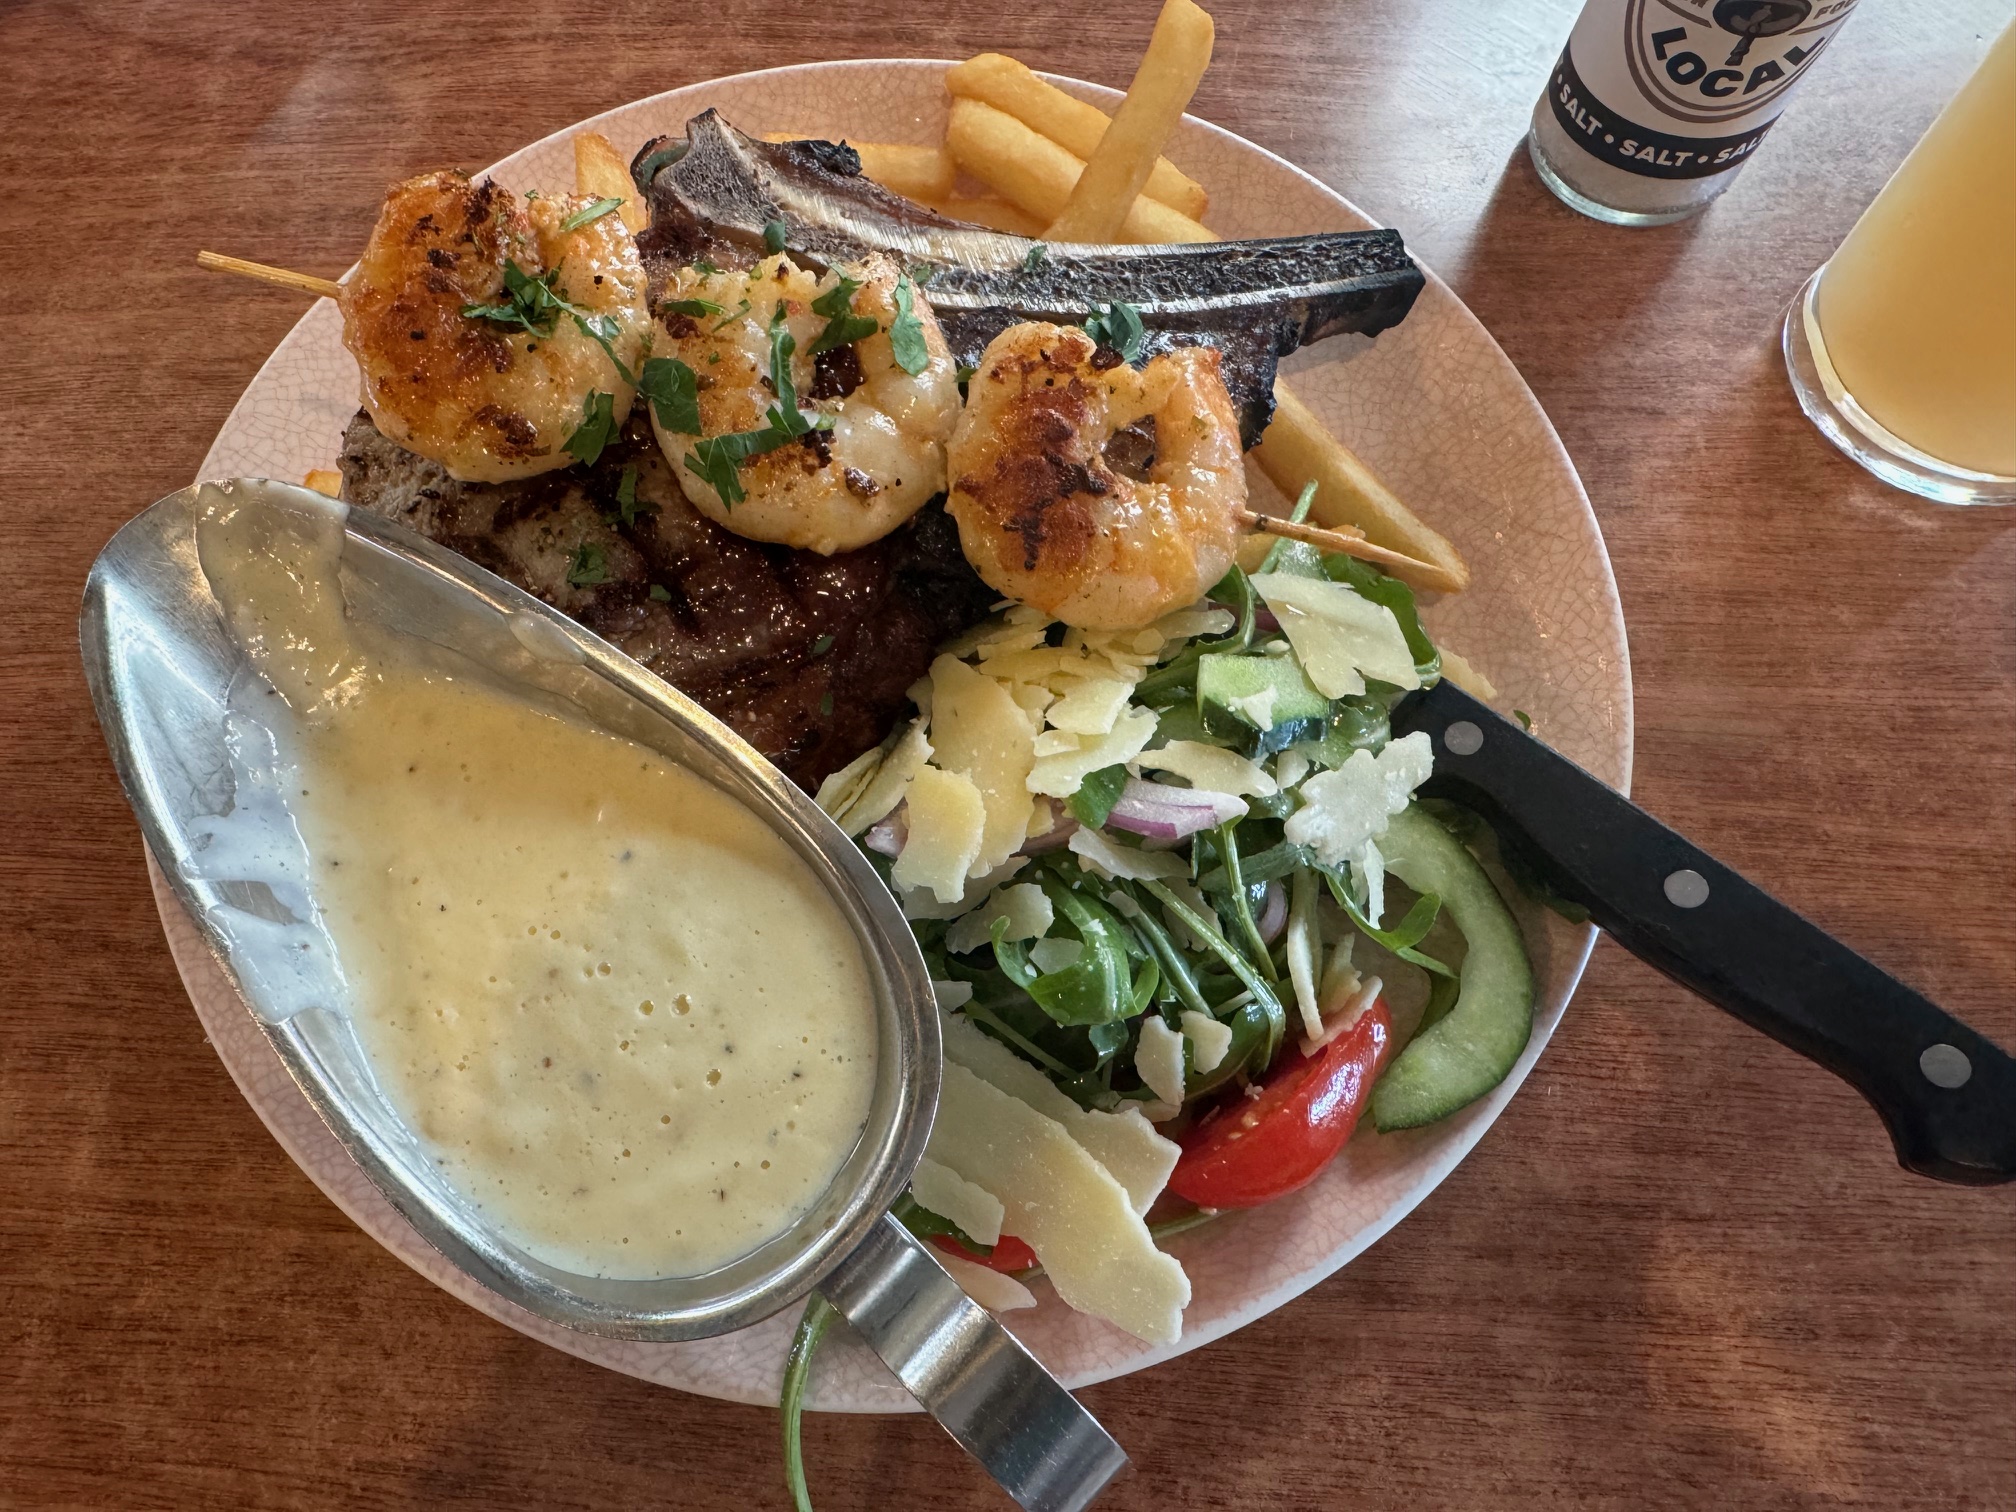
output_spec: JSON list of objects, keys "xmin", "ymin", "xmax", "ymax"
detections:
[{"xmin": 1392, "ymin": 681, "xmax": 2016, "ymax": 1186}]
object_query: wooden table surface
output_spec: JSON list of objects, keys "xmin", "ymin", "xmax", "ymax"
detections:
[{"xmin": 5, "ymin": 1, "xmax": 2013, "ymax": 1506}]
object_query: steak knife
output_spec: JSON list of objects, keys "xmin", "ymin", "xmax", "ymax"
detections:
[{"xmin": 1389, "ymin": 681, "xmax": 2016, "ymax": 1186}]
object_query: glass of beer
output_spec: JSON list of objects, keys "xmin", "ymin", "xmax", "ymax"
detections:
[{"xmin": 1782, "ymin": 19, "xmax": 2016, "ymax": 504}]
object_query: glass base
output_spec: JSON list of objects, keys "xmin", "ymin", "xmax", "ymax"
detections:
[
  {"xmin": 1782, "ymin": 268, "xmax": 2016, "ymax": 506},
  {"xmin": 1524, "ymin": 112, "xmax": 1711, "ymax": 228}
]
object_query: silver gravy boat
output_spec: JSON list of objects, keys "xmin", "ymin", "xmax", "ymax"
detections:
[{"xmin": 81, "ymin": 478, "xmax": 1127, "ymax": 1512}]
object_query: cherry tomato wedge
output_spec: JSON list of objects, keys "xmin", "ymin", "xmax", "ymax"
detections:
[
  {"xmin": 1169, "ymin": 997, "xmax": 1391, "ymax": 1209},
  {"xmin": 931, "ymin": 1232, "xmax": 1038, "ymax": 1273}
]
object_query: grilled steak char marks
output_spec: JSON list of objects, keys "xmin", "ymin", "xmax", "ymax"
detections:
[
  {"xmin": 633, "ymin": 111, "xmax": 1427, "ymax": 443},
  {"xmin": 338, "ymin": 410, "xmax": 996, "ymax": 788}
]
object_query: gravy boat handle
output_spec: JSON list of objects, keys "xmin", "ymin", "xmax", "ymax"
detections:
[{"xmin": 818, "ymin": 1213, "xmax": 1128, "ymax": 1511}]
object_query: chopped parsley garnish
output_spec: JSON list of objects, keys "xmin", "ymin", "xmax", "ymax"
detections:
[
  {"xmin": 761, "ymin": 306, "xmax": 820, "ymax": 434},
  {"xmin": 809, "ymin": 633, "xmax": 835, "ymax": 657},
  {"xmin": 572, "ymin": 310, "xmax": 637, "ymax": 383},
  {"xmin": 807, "ymin": 275, "xmax": 878, "ymax": 355},
  {"xmin": 462, "ymin": 259, "xmax": 635, "ymax": 382},
  {"xmin": 818, "ymin": 693, "xmax": 834, "ymax": 717},
  {"xmin": 692, "ymin": 258, "xmax": 723, "ymax": 276},
  {"xmin": 1513, "ymin": 709, "xmax": 1533, "ymax": 732},
  {"xmin": 682, "ymin": 311, "xmax": 832, "ymax": 508},
  {"xmin": 1022, "ymin": 242, "xmax": 1048, "ymax": 271},
  {"xmin": 763, "ymin": 218, "xmax": 789, "ymax": 254},
  {"xmin": 566, "ymin": 540, "xmax": 611, "ymax": 587},
  {"xmin": 460, "ymin": 260, "xmax": 568, "ymax": 337},
  {"xmin": 613, "ymin": 464, "xmax": 655, "ymax": 527},
  {"xmin": 637, "ymin": 356, "xmax": 702, "ymax": 434},
  {"xmin": 558, "ymin": 196, "xmax": 624, "ymax": 232},
  {"xmin": 562, "ymin": 390, "xmax": 619, "ymax": 466},
  {"xmin": 662, "ymin": 296, "xmax": 727, "ymax": 319},
  {"xmin": 888, "ymin": 277, "xmax": 930, "ymax": 376},
  {"xmin": 710, "ymin": 298, "xmax": 752, "ymax": 331},
  {"xmin": 908, "ymin": 264, "xmax": 936, "ymax": 286},
  {"xmin": 1084, "ymin": 302, "xmax": 1145, "ymax": 362},
  {"xmin": 648, "ymin": 582, "xmax": 673, "ymax": 603},
  {"xmin": 955, "ymin": 361, "xmax": 978, "ymax": 386}
]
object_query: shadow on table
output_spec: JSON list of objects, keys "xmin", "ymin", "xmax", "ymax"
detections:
[{"xmin": 1432, "ymin": 142, "xmax": 1705, "ymax": 397}]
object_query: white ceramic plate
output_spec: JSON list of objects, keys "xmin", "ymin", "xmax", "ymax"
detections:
[{"xmin": 167, "ymin": 58, "xmax": 1631, "ymax": 1412}]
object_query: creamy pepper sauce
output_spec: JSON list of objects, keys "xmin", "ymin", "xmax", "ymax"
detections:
[{"xmin": 198, "ymin": 498, "xmax": 878, "ymax": 1278}]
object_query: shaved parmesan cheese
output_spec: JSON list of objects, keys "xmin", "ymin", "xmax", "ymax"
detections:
[
  {"xmin": 1285, "ymin": 868, "xmax": 1324, "ymax": 1043},
  {"xmin": 1307, "ymin": 974, "xmax": 1383, "ymax": 1053},
  {"xmin": 1029, "ymin": 936, "xmax": 1084, "ymax": 974},
  {"xmin": 944, "ymin": 881, "xmax": 1054, "ymax": 955},
  {"xmin": 1319, "ymin": 932, "xmax": 1362, "ymax": 1013},
  {"xmin": 900, "ymin": 855, "xmax": 1029, "ymax": 920},
  {"xmin": 891, "ymin": 766, "xmax": 987, "ymax": 903},
  {"xmin": 1282, "ymin": 733, "xmax": 1433, "ymax": 869},
  {"xmin": 1252, "ymin": 572, "xmax": 1420, "ymax": 697},
  {"xmin": 1224, "ymin": 686, "xmax": 1277, "ymax": 731},
  {"xmin": 1005, "ymin": 681, "xmax": 1055, "ymax": 722},
  {"xmin": 928, "ymin": 656, "xmax": 1036, "ymax": 877},
  {"xmin": 1438, "ymin": 645, "xmax": 1499, "ymax": 701},
  {"xmin": 927, "ymin": 1062, "xmax": 1190, "ymax": 1345},
  {"xmin": 1027, "ymin": 706, "xmax": 1158, "ymax": 797},
  {"xmin": 910, "ymin": 1156, "xmax": 1004, "ymax": 1245},
  {"xmin": 933, "ymin": 979, "xmax": 974, "ymax": 1011},
  {"xmin": 832, "ymin": 719, "xmax": 932, "ymax": 837},
  {"xmin": 1135, "ymin": 1017, "xmax": 1187, "ymax": 1106},
  {"xmin": 1180, "ymin": 1010, "xmax": 1233, "ymax": 1073},
  {"xmin": 942, "ymin": 1013, "xmax": 1178, "ymax": 1215},
  {"xmin": 937, "ymin": 1250, "xmax": 1038, "ymax": 1312},
  {"xmin": 1154, "ymin": 605, "xmax": 1236, "ymax": 643},
  {"xmin": 1044, "ymin": 676, "xmax": 1136, "ymax": 736},
  {"xmin": 1273, "ymin": 746, "xmax": 1313, "ymax": 791},
  {"xmin": 979, "ymin": 647, "xmax": 1081, "ymax": 685},
  {"xmin": 1068, "ymin": 826, "xmax": 1189, "ymax": 882},
  {"xmin": 813, "ymin": 741, "xmax": 881, "ymax": 822},
  {"xmin": 1032, "ymin": 729, "xmax": 1082, "ymax": 758},
  {"xmin": 1136, "ymin": 741, "xmax": 1278, "ymax": 797},
  {"xmin": 1357, "ymin": 838, "xmax": 1388, "ymax": 926}
]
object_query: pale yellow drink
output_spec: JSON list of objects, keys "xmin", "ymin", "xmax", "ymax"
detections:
[{"xmin": 1812, "ymin": 22, "xmax": 2016, "ymax": 478}]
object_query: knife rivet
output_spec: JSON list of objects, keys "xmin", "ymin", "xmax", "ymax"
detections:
[
  {"xmin": 1919, "ymin": 1043, "xmax": 1972, "ymax": 1089},
  {"xmin": 1444, "ymin": 721, "xmax": 1483, "ymax": 756},
  {"xmin": 1662, "ymin": 869, "xmax": 1709, "ymax": 908}
]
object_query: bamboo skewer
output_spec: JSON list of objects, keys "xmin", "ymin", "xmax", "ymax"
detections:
[
  {"xmin": 1237, "ymin": 508, "xmax": 1439, "ymax": 580},
  {"xmin": 197, "ymin": 251, "xmax": 342, "ymax": 300}
]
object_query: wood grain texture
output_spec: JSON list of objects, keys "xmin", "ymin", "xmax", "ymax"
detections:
[{"xmin": 3, "ymin": 0, "xmax": 2013, "ymax": 1507}]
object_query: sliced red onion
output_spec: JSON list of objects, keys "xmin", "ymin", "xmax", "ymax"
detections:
[
  {"xmin": 863, "ymin": 803, "xmax": 908, "ymax": 858},
  {"xmin": 1254, "ymin": 607, "xmax": 1281, "ymax": 634},
  {"xmin": 1103, "ymin": 779, "xmax": 1246, "ymax": 842},
  {"xmin": 1256, "ymin": 878, "xmax": 1288, "ymax": 943},
  {"xmin": 1019, "ymin": 797, "xmax": 1079, "ymax": 854}
]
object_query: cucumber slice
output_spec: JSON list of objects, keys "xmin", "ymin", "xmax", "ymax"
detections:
[
  {"xmin": 1197, "ymin": 652, "xmax": 1330, "ymax": 754},
  {"xmin": 1370, "ymin": 805, "xmax": 1535, "ymax": 1131}
]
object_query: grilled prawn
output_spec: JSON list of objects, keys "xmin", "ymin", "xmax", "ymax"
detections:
[
  {"xmin": 945, "ymin": 322, "xmax": 1247, "ymax": 631},
  {"xmin": 647, "ymin": 252, "xmax": 961, "ymax": 555},
  {"xmin": 340, "ymin": 171, "xmax": 651, "ymax": 484}
]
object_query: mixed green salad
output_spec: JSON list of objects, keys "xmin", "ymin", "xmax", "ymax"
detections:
[{"xmin": 786, "ymin": 498, "xmax": 1538, "ymax": 1507}]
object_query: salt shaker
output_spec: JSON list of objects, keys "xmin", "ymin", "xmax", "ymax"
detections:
[{"xmin": 1527, "ymin": 0, "xmax": 1861, "ymax": 226}]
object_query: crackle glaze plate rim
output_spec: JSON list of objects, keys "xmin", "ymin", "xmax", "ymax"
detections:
[{"xmin": 163, "ymin": 57, "xmax": 1632, "ymax": 1412}]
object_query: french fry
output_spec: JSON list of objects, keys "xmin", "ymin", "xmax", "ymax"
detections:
[
  {"xmin": 945, "ymin": 53, "xmax": 1208, "ymax": 220},
  {"xmin": 572, "ymin": 132, "xmax": 645, "ymax": 233},
  {"xmin": 1253, "ymin": 382, "xmax": 1470, "ymax": 594},
  {"xmin": 1045, "ymin": 0, "xmax": 1215, "ymax": 243},
  {"xmin": 944, "ymin": 98, "xmax": 1214, "ymax": 245},
  {"xmin": 922, "ymin": 194, "xmax": 1048, "ymax": 237},
  {"xmin": 302, "ymin": 469, "xmax": 343, "ymax": 498},
  {"xmin": 759, "ymin": 132, "xmax": 956, "ymax": 202}
]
